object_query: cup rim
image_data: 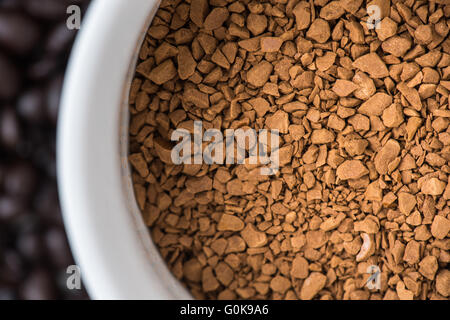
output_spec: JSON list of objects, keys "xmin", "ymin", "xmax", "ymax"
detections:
[{"xmin": 57, "ymin": 0, "xmax": 191, "ymax": 299}]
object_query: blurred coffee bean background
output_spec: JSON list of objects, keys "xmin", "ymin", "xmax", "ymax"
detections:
[{"xmin": 0, "ymin": 0, "xmax": 91, "ymax": 299}]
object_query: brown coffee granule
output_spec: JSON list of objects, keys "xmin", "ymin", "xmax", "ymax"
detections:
[{"xmin": 129, "ymin": 0, "xmax": 450, "ymax": 300}]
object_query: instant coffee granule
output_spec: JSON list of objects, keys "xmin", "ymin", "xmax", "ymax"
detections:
[{"xmin": 128, "ymin": 0, "xmax": 450, "ymax": 300}]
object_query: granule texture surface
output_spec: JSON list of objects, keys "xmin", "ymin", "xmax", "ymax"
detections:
[{"xmin": 129, "ymin": 0, "xmax": 450, "ymax": 300}]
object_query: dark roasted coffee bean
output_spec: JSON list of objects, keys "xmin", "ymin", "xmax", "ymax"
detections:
[
  {"xmin": 27, "ymin": 56, "xmax": 61, "ymax": 80},
  {"xmin": 0, "ymin": 0, "xmax": 22, "ymax": 10},
  {"xmin": 0, "ymin": 52, "xmax": 20, "ymax": 99},
  {"xmin": 0, "ymin": 0, "xmax": 91, "ymax": 300},
  {"xmin": 0, "ymin": 196, "xmax": 23, "ymax": 220},
  {"xmin": 3, "ymin": 162, "xmax": 37, "ymax": 196},
  {"xmin": 46, "ymin": 23, "xmax": 76, "ymax": 54},
  {"xmin": 17, "ymin": 230, "xmax": 44, "ymax": 262},
  {"xmin": 0, "ymin": 107, "xmax": 21, "ymax": 149},
  {"xmin": 44, "ymin": 227, "xmax": 73, "ymax": 268},
  {"xmin": 0, "ymin": 11, "xmax": 41, "ymax": 55},
  {"xmin": 0, "ymin": 250, "xmax": 25, "ymax": 285},
  {"xmin": 19, "ymin": 268, "xmax": 57, "ymax": 300},
  {"xmin": 23, "ymin": 0, "xmax": 71, "ymax": 20},
  {"xmin": 17, "ymin": 87, "xmax": 46, "ymax": 123}
]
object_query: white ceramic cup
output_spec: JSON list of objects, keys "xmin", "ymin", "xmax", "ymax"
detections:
[{"xmin": 57, "ymin": 0, "xmax": 191, "ymax": 299}]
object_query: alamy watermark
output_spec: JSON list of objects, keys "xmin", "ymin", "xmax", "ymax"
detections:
[
  {"xmin": 66, "ymin": 265, "xmax": 81, "ymax": 290},
  {"xmin": 171, "ymin": 121, "xmax": 280, "ymax": 175},
  {"xmin": 66, "ymin": 5, "xmax": 81, "ymax": 30},
  {"xmin": 365, "ymin": 265, "xmax": 381, "ymax": 290},
  {"xmin": 65, "ymin": 4, "xmax": 383, "ymax": 34},
  {"xmin": 366, "ymin": 5, "xmax": 381, "ymax": 30}
]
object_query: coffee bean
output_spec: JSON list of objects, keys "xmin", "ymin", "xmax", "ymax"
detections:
[
  {"xmin": 0, "ymin": 0, "xmax": 90, "ymax": 299},
  {"xmin": 44, "ymin": 227, "xmax": 74, "ymax": 268},
  {"xmin": 17, "ymin": 87, "xmax": 46, "ymax": 124},
  {"xmin": 0, "ymin": 196, "xmax": 23, "ymax": 220},
  {"xmin": 0, "ymin": 107, "xmax": 21, "ymax": 149},
  {"xmin": 0, "ymin": 250, "xmax": 25, "ymax": 285},
  {"xmin": 17, "ymin": 229, "xmax": 44, "ymax": 262},
  {"xmin": 0, "ymin": 0, "xmax": 22, "ymax": 10},
  {"xmin": 23, "ymin": 0, "xmax": 72, "ymax": 21},
  {"xmin": 45, "ymin": 23, "xmax": 76, "ymax": 55},
  {"xmin": 19, "ymin": 268, "xmax": 57, "ymax": 300},
  {"xmin": 27, "ymin": 56, "xmax": 61, "ymax": 81},
  {"xmin": 0, "ymin": 52, "xmax": 20, "ymax": 99},
  {"xmin": 3, "ymin": 162, "xmax": 37, "ymax": 197},
  {"xmin": 0, "ymin": 11, "xmax": 40, "ymax": 55}
]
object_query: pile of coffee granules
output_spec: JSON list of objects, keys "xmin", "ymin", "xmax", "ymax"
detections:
[
  {"xmin": 128, "ymin": 0, "xmax": 450, "ymax": 300},
  {"xmin": 0, "ymin": 0, "xmax": 90, "ymax": 299}
]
